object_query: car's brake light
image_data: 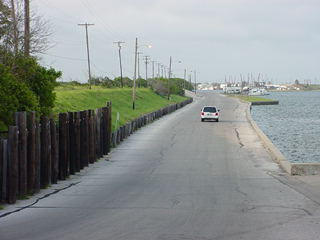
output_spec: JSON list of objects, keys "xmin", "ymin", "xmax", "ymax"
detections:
[
  {"xmin": 201, "ymin": 112, "xmax": 204, "ymax": 115},
  {"xmin": 215, "ymin": 112, "xmax": 218, "ymax": 116}
]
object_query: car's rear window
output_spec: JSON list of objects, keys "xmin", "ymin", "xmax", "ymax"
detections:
[{"xmin": 203, "ymin": 107, "xmax": 216, "ymax": 113}]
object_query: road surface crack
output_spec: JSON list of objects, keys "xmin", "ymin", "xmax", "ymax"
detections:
[
  {"xmin": 234, "ymin": 128, "xmax": 244, "ymax": 148},
  {"xmin": 0, "ymin": 182, "xmax": 80, "ymax": 218}
]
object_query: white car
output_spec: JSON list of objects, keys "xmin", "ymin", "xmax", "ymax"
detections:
[{"xmin": 201, "ymin": 106, "xmax": 220, "ymax": 122}]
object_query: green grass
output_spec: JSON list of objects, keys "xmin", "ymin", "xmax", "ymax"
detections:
[
  {"xmin": 232, "ymin": 95, "xmax": 274, "ymax": 103},
  {"xmin": 54, "ymin": 87, "xmax": 188, "ymax": 130}
]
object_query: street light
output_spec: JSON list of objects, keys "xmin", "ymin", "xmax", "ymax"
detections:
[{"xmin": 132, "ymin": 38, "xmax": 152, "ymax": 110}]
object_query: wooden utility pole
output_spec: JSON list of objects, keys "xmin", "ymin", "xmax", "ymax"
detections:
[
  {"xmin": 161, "ymin": 65, "xmax": 164, "ymax": 78},
  {"xmin": 184, "ymin": 69, "xmax": 187, "ymax": 89},
  {"xmin": 152, "ymin": 61, "xmax": 155, "ymax": 79},
  {"xmin": 24, "ymin": 0, "xmax": 30, "ymax": 56},
  {"xmin": 194, "ymin": 70, "xmax": 197, "ymax": 95},
  {"xmin": 143, "ymin": 56, "xmax": 150, "ymax": 81},
  {"xmin": 132, "ymin": 38, "xmax": 138, "ymax": 110},
  {"xmin": 137, "ymin": 52, "xmax": 143, "ymax": 87},
  {"xmin": 78, "ymin": 23, "xmax": 94, "ymax": 89},
  {"xmin": 114, "ymin": 41, "xmax": 125, "ymax": 88},
  {"xmin": 168, "ymin": 56, "xmax": 172, "ymax": 100}
]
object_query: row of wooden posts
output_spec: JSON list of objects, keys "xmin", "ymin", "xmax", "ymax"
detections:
[
  {"xmin": 0, "ymin": 98, "xmax": 192, "ymax": 205},
  {"xmin": 111, "ymin": 99, "xmax": 193, "ymax": 146},
  {"xmin": 0, "ymin": 102, "xmax": 112, "ymax": 204}
]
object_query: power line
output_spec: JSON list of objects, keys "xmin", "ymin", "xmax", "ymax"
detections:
[
  {"xmin": 38, "ymin": 52, "xmax": 87, "ymax": 61},
  {"xmin": 79, "ymin": 0, "xmax": 127, "ymax": 40}
]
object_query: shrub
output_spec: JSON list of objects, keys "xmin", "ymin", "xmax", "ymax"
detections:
[
  {"xmin": 0, "ymin": 64, "xmax": 39, "ymax": 128},
  {"xmin": 10, "ymin": 56, "xmax": 62, "ymax": 116}
]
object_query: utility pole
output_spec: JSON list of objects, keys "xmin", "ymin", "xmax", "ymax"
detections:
[
  {"xmin": 157, "ymin": 63, "xmax": 160, "ymax": 78},
  {"xmin": 184, "ymin": 69, "xmax": 187, "ymax": 90},
  {"xmin": 152, "ymin": 61, "xmax": 155, "ymax": 79},
  {"xmin": 78, "ymin": 23, "xmax": 94, "ymax": 89},
  {"xmin": 168, "ymin": 56, "xmax": 172, "ymax": 100},
  {"xmin": 161, "ymin": 65, "xmax": 164, "ymax": 78},
  {"xmin": 194, "ymin": 70, "xmax": 197, "ymax": 95},
  {"xmin": 143, "ymin": 55, "xmax": 150, "ymax": 81},
  {"xmin": 137, "ymin": 52, "xmax": 143, "ymax": 87},
  {"xmin": 133, "ymin": 37, "xmax": 138, "ymax": 110},
  {"xmin": 114, "ymin": 41, "xmax": 125, "ymax": 88},
  {"xmin": 24, "ymin": 0, "xmax": 30, "ymax": 56}
]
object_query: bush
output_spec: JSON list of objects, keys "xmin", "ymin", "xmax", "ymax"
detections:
[
  {"xmin": 150, "ymin": 77, "xmax": 191, "ymax": 97},
  {"xmin": 0, "ymin": 64, "xmax": 39, "ymax": 128},
  {"xmin": 151, "ymin": 79, "xmax": 168, "ymax": 96},
  {"xmin": 10, "ymin": 56, "xmax": 62, "ymax": 116}
]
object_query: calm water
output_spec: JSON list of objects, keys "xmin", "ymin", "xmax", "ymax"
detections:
[{"xmin": 251, "ymin": 91, "xmax": 320, "ymax": 163}]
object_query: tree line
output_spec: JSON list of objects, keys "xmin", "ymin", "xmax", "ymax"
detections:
[{"xmin": 0, "ymin": 0, "xmax": 61, "ymax": 130}]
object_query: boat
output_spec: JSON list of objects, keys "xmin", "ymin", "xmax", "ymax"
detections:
[{"xmin": 248, "ymin": 88, "xmax": 269, "ymax": 96}]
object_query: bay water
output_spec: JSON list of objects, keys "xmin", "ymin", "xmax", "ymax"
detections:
[{"xmin": 251, "ymin": 91, "xmax": 320, "ymax": 163}]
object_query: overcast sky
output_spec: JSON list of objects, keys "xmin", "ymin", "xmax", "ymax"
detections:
[{"xmin": 33, "ymin": 0, "xmax": 320, "ymax": 84}]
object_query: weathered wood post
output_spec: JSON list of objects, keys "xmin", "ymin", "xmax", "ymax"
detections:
[
  {"xmin": 34, "ymin": 120, "xmax": 41, "ymax": 193},
  {"xmin": 0, "ymin": 139, "xmax": 8, "ymax": 203},
  {"xmin": 74, "ymin": 112, "xmax": 81, "ymax": 172},
  {"xmin": 80, "ymin": 111, "xmax": 89, "ymax": 168},
  {"xmin": 7, "ymin": 126, "xmax": 18, "ymax": 204},
  {"xmin": 88, "ymin": 110, "xmax": 94, "ymax": 164},
  {"xmin": 95, "ymin": 109, "xmax": 102, "ymax": 158},
  {"xmin": 27, "ymin": 112, "xmax": 36, "ymax": 194},
  {"xmin": 92, "ymin": 110, "xmax": 97, "ymax": 162},
  {"xmin": 107, "ymin": 102, "xmax": 112, "ymax": 153},
  {"xmin": 65, "ymin": 113, "xmax": 70, "ymax": 177},
  {"xmin": 40, "ymin": 116, "xmax": 51, "ymax": 188},
  {"xmin": 68, "ymin": 112, "xmax": 76, "ymax": 174},
  {"xmin": 59, "ymin": 113, "xmax": 68, "ymax": 180},
  {"xmin": 101, "ymin": 107, "xmax": 109, "ymax": 155},
  {"xmin": 50, "ymin": 119, "xmax": 59, "ymax": 184},
  {"xmin": 15, "ymin": 112, "xmax": 28, "ymax": 197}
]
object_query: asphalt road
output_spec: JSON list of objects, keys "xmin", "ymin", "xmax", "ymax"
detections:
[{"xmin": 1, "ymin": 92, "xmax": 320, "ymax": 240}]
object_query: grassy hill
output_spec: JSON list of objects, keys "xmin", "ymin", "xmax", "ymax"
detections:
[{"xmin": 54, "ymin": 86, "xmax": 188, "ymax": 130}]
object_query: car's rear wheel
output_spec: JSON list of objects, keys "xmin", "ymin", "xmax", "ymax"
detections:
[
  {"xmin": 216, "ymin": 119, "xmax": 219, "ymax": 122},
  {"xmin": 201, "ymin": 119, "xmax": 204, "ymax": 122}
]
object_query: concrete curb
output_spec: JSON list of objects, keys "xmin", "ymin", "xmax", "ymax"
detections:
[
  {"xmin": 246, "ymin": 102, "xmax": 320, "ymax": 176},
  {"xmin": 251, "ymin": 101, "xmax": 279, "ymax": 105}
]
